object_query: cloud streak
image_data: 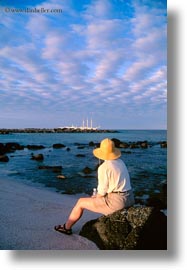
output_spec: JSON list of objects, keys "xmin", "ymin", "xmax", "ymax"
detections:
[{"xmin": 0, "ymin": 0, "xmax": 167, "ymax": 129}]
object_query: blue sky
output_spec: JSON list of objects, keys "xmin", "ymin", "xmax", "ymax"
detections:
[{"xmin": 0, "ymin": 0, "xmax": 167, "ymax": 129}]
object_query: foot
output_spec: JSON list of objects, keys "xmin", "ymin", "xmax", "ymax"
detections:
[{"xmin": 54, "ymin": 224, "xmax": 72, "ymax": 235}]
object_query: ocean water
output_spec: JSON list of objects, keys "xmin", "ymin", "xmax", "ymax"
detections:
[{"xmin": 0, "ymin": 130, "xmax": 167, "ymax": 197}]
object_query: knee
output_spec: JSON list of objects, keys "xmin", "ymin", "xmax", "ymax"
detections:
[
  {"xmin": 76, "ymin": 198, "xmax": 84, "ymax": 208},
  {"xmin": 78, "ymin": 197, "xmax": 86, "ymax": 205}
]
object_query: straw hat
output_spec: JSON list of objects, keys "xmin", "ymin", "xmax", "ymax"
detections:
[{"xmin": 93, "ymin": 138, "xmax": 121, "ymax": 160}]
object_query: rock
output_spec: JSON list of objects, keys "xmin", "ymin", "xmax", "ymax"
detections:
[
  {"xmin": 38, "ymin": 165, "xmax": 62, "ymax": 173},
  {"xmin": 57, "ymin": 175, "xmax": 66, "ymax": 179},
  {"xmin": 140, "ymin": 142, "xmax": 148, "ymax": 148},
  {"xmin": 0, "ymin": 130, "xmax": 10, "ymax": 134},
  {"xmin": 119, "ymin": 142, "xmax": 129, "ymax": 148},
  {"xmin": 0, "ymin": 142, "xmax": 24, "ymax": 154},
  {"xmin": 129, "ymin": 143, "xmax": 139, "ymax": 149},
  {"xmin": 111, "ymin": 138, "xmax": 121, "ymax": 147},
  {"xmin": 89, "ymin": 141, "xmax": 95, "ymax": 147},
  {"xmin": 0, "ymin": 155, "xmax": 9, "ymax": 162},
  {"xmin": 31, "ymin": 153, "xmax": 44, "ymax": 161},
  {"xmin": 27, "ymin": 145, "xmax": 45, "ymax": 150},
  {"xmin": 0, "ymin": 143, "xmax": 6, "ymax": 155},
  {"xmin": 79, "ymin": 206, "xmax": 167, "ymax": 250},
  {"xmin": 1, "ymin": 142, "xmax": 25, "ymax": 155},
  {"xmin": 52, "ymin": 143, "xmax": 66, "ymax": 148},
  {"xmin": 82, "ymin": 166, "xmax": 92, "ymax": 174},
  {"xmin": 160, "ymin": 141, "xmax": 167, "ymax": 148},
  {"xmin": 76, "ymin": 154, "xmax": 86, "ymax": 158},
  {"xmin": 77, "ymin": 146, "xmax": 85, "ymax": 149},
  {"xmin": 5, "ymin": 142, "xmax": 24, "ymax": 151}
]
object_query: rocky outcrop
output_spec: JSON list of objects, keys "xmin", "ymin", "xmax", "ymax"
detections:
[
  {"xmin": 0, "ymin": 128, "xmax": 118, "ymax": 134},
  {"xmin": 79, "ymin": 206, "xmax": 167, "ymax": 250},
  {"xmin": 0, "ymin": 142, "xmax": 24, "ymax": 155},
  {"xmin": 111, "ymin": 138, "xmax": 165, "ymax": 149}
]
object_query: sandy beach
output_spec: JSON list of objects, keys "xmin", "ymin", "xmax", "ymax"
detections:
[{"xmin": 0, "ymin": 178, "xmax": 101, "ymax": 250}]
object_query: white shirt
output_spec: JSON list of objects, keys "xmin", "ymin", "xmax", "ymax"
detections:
[{"xmin": 97, "ymin": 159, "xmax": 132, "ymax": 196}]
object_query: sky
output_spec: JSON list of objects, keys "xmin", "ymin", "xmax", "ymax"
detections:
[{"xmin": 0, "ymin": 0, "xmax": 167, "ymax": 129}]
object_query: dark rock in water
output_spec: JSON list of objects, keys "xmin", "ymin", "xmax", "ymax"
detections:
[
  {"xmin": 5, "ymin": 142, "xmax": 24, "ymax": 152},
  {"xmin": 79, "ymin": 206, "xmax": 167, "ymax": 250},
  {"xmin": 77, "ymin": 146, "xmax": 85, "ymax": 149},
  {"xmin": 53, "ymin": 143, "xmax": 66, "ymax": 148},
  {"xmin": 57, "ymin": 175, "xmax": 66, "ymax": 179},
  {"xmin": 31, "ymin": 153, "xmax": 44, "ymax": 161},
  {"xmin": 140, "ymin": 142, "xmax": 148, "ymax": 148},
  {"xmin": 160, "ymin": 141, "xmax": 167, "ymax": 148},
  {"xmin": 38, "ymin": 165, "xmax": 62, "ymax": 172},
  {"xmin": 119, "ymin": 142, "xmax": 129, "ymax": 149},
  {"xmin": 89, "ymin": 141, "xmax": 95, "ymax": 147},
  {"xmin": 111, "ymin": 138, "xmax": 121, "ymax": 148},
  {"xmin": 129, "ymin": 143, "xmax": 139, "ymax": 149},
  {"xmin": 0, "ymin": 130, "xmax": 10, "ymax": 134},
  {"xmin": 0, "ymin": 155, "xmax": 9, "ymax": 162},
  {"xmin": 94, "ymin": 142, "xmax": 100, "ymax": 148},
  {"xmin": 76, "ymin": 154, "xmax": 86, "ymax": 158},
  {"xmin": 0, "ymin": 143, "xmax": 6, "ymax": 155},
  {"xmin": 82, "ymin": 166, "xmax": 92, "ymax": 174},
  {"xmin": 27, "ymin": 145, "xmax": 45, "ymax": 150},
  {"xmin": 0, "ymin": 142, "xmax": 24, "ymax": 154}
]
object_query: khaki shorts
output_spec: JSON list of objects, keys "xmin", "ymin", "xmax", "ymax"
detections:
[{"xmin": 92, "ymin": 190, "xmax": 135, "ymax": 215}]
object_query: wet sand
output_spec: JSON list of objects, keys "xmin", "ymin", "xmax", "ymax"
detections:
[{"xmin": 0, "ymin": 178, "xmax": 101, "ymax": 250}]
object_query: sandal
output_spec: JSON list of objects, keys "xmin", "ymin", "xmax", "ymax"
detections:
[{"xmin": 54, "ymin": 224, "xmax": 72, "ymax": 235}]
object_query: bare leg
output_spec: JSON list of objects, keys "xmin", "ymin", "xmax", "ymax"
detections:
[{"xmin": 65, "ymin": 197, "xmax": 102, "ymax": 230}]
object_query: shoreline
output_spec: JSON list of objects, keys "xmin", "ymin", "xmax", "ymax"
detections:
[{"xmin": 0, "ymin": 177, "xmax": 101, "ymax": 250}]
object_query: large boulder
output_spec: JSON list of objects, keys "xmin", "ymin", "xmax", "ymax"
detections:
[{"xmin": 79, "ymin": 206, "xmax": 167, "ymax": 250}]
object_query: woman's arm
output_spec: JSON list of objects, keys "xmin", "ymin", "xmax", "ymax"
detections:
[{"xmin": 97, "ymin": 163, "xmax": 109, "ymax": 196}]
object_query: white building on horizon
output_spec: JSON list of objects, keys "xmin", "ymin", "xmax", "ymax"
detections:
[{"xmin": 58, "ymin": 118, "xmax": 100, "ymax": 130}]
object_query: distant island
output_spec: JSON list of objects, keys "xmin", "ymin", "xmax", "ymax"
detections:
[
  {"xmin": 0, "ymin": 128, "xmax": 118, "ymax": 134},
  {"xmin": 0, "ymin": 118, "xmax": 119, "ymax": 134}
]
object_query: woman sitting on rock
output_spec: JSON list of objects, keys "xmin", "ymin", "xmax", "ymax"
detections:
[{"xmin": 54, "ymin": 138, "xmax": 135, "ymax": 235}]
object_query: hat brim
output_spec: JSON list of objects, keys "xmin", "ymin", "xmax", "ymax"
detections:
[{"xmin": 93, "ymin": 148, "xmax": 121, "ymax": 160}]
